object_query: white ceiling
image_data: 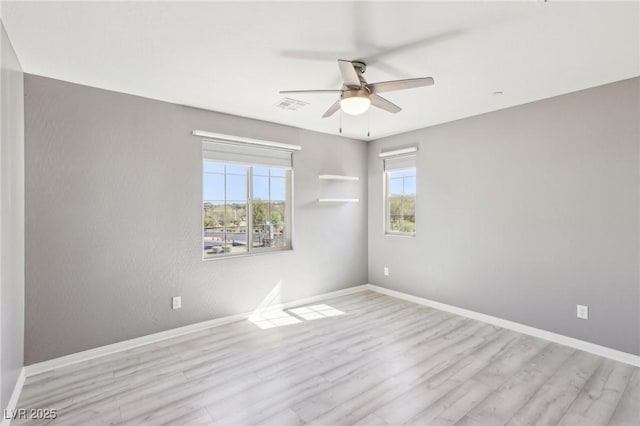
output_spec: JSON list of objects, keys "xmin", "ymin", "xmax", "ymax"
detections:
[{"xmin": 2, "ymin": 1, "xmax": 639, "ymax": 140}]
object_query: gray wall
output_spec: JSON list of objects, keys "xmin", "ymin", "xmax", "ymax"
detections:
[
  {"xmin": 23, "ymin": 72, "xmax": 640, "ymax": 364},
  {"xmin": 24, "ymin": 75, "xmax": 368, "ymax": 364},
  {"xmin": 368, "ymin": 77, "xmax": 640, "ymax": 355},
  {"xmin": 1, "ymin": 21, "xmax": 25, "ymax": 409}
]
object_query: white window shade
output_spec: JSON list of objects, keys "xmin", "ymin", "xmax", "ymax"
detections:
[
  {"xmin": 384, "ymin": 154, "xmax": 416, "ymax": 171},
  {"xmin": 203, "ymin": 140, "xmax": 293, "ymax": 169}
]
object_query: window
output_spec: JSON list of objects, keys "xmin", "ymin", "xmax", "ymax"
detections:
[
  {"xmin": 202, "ymin": 139, "xmax": 294, "ymax": 259},
  {"xmin": 382, "ymin": 150, "xmax": 417, "ymax": 235}
]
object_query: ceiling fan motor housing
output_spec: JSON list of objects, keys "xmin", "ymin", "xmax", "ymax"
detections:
[
  {"xmin": 352, "ymin": 61, "xmax": 366, "ymax": 74},
  {"xmin": 341, "ymin": 88, "xmax": 370, "ymax": 101}
]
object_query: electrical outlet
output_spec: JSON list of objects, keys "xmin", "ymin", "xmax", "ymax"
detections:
[
  {"xmin": 172, "ymin": 296, "xmax": 182, "ymax": 310},
  {"xmin": 384, "ymin": 267, "xmax": 389, "ymax": 276},
  {"xmin": 577, "ymin": 304, "xmax": 588, "ymax": 320}
]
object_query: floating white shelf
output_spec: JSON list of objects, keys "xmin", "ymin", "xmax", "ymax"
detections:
[
  {"xmin": 318, "ymin": 175, "xmax": 359, "ymax": 181},
  {"xmin": 319, "ymin": 198, "xmax": 360, "ymax": 203}
]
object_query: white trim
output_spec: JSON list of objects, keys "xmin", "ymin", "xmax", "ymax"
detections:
[
  {"xmin": 23, "ymin": 285, "xmax": 369, "ymax": 377},
  {"xmin": 384, "ymin": 232, "xmax": 416, "ymax": 238},
  {"xmin": 318, "ymin": 175, "xmax": 359, "ymax": 181},
  {"xmin": 1, "ymin": 368, "xmax": 25, "ymax": 426},
  {"xmin": 25, "ymin": 313, "xmax": 245, "ymax": 376},
  {"xmin": 21, "ymin": 282, "xmax": 640, "ymax": 381},
  {"xmin": 365, "ymin": 284, "xmax": 640, "ymax": 367},
  {"xmin": 193, "ymin": 130, "xmax": 301, "ymax": 151},
  {"xmin": 378, "ymin": 146, "xmax": 418, "ymax": 158}
]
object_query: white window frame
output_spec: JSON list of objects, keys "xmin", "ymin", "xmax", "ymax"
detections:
[
  {"xmin": 202, "ymin": 162, "xmax": 293, "ymax": 260},
  {"xmin": 380, "ymin": 147, "xmax": 417, "ymax": 236},
  {"xmin": 196, "ymin": 131, "xmax": 300, "ymax": 260}
]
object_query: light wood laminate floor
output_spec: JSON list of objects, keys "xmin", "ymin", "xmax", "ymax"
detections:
[{"xmin": 14, "ymin": 290, "xmax": 640, "ymax": 426}]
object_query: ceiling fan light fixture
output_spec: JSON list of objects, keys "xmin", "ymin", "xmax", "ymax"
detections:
[{"xmin": 340, "ymin": 90, "xmax": 371, "ymax": 115}]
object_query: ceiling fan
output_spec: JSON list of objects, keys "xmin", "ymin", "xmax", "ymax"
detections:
[{"xmin": 280, "ymin": 60, "xmax": 434, "ymax": 117}]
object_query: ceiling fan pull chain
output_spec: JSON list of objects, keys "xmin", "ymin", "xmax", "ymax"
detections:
[
  {"xmin": 339, "ymin": 110, "xmax": 343, "ymax": 134},
  {"xmin": 367, "ymin": 111, "xmax": 370, "ymax": 137}
]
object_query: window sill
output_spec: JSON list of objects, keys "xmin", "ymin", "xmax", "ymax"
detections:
[
  {"xmin": 384, "ymin": 232, "xmax": 416, "ymax": 238},
  {"xmin": 202, "ymin": 247, "xmax": 294, "ymax": 261}
]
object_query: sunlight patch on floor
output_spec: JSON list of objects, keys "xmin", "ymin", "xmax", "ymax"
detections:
[
  {"xmin": 289, "ymin": 304, "xmax": 345, "ymax": 320},
  {"xmin": 248, "ymin": 281, "xmax": 345, "ymax": 329},
  {"xmin": 249, "ymin": 310, "xmax": 302, "ymax": 329},
  {"xmin": 249, "ymin": 304, "xmax": 345, "ymax": 329}
]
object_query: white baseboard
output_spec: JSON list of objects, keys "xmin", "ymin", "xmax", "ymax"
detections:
[
  {"xmin": 1, "ymin": 367, "xmax": 26, "ymax": 426},
  {"xmin": 24, "ymin": 284, "xmax": 370, "ymax": 377},
  {"xmin": 22, "ymin": 281, "xmax": 640, "ymax": 380},
  {"xmin": 366, "ymin": 284, "xmax": 640, "ymax": 367},
  {"xmin": 24, "ymin": 312, "xmax": 248, "ymax": 377}
]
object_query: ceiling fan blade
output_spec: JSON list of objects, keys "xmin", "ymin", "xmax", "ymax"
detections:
[
  {"xmin": 338, "ymin": 60, "xmax": 362, "ymax": 88},
  {"xmin": 369, "ymin": 93, "xmax": 402, "ymax": 114},
  {"xmin": 322, "ymin": 99, "xmax": 342, "ymax": 118},
  {"xmin": 367, "ymin": 77, "xmax": 434, "ymax": 94},
  {"xmin": 279, "ymin": 89, "xmax": 342, "ymax": 94}
]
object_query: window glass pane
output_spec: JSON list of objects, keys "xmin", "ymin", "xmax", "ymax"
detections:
[
  {"xmin": 203, "ymin": 173, "xmax": 224, "ymax": 201},
  {"xmin": 252, "ymin": 168, "xmax": 288, "ymax": 251},
  {"xmin": 396, "ymin": 169, "xmax": 415, "ymax": 178},
  {"xmin": 404, "ymin": 197, "xmax": 416, "ymax": 232},
  {"xmin": 270, "ymin": 176, "xmax": 286, "ymax": 201},
  {"xmin": 269, "ymin": 200, "xmax": 287, "ymax": 249},
  {"xmin": 204, "ymin": 202, "xmax": 226, "ymax": 256},
  {"xmin": 224, "ymin": 202, "xmax": 248, "ymax": 254},
  {"xmin": 203, "ymin": 160, "xmax": 291, "ymax": 258},
  {"xmin": 222, "ymin": 201, "xmax": 246, "ymax": 228},
  {"xmin": 226, "ymin": 173, "xmax": 247, "ymax": 201},
  {"xmin": 404, "ymin": 176, "xmax": 416, "ymax": 195},
  {"xmin": 389, "ymin": 177, "xmax": 404, "ymax": 196},
  {"xmin": 252, "ymin": 200, "xmax": 270, "ymax": 248},
  {"xmin": 253, "ymin": 166, "xmax": 270, "ymax": 177},
  {"xmin": 225, "ymin": 163, "xmax": 247, "ymax": 175},
  {"xmin": 386, "ymin": 168, "xmax": 416, "ymax": 234},
  {"xmin": 253, "ymin": 175, "xmax": 269, "ymax": 201},
  {"xmin": 269, "ymin": 168, "xmax": 286, "ymax": 177},
  {"xmin": 389, "ymin": 196, "xmax": 402, "ymax": 231},
  {"xmin": 204, "ymin": 202, "xmax": 225, "ymax": 227},
  {"xmin": 253, "ymin": 203, "xmax": 287, "ymax": 249},
  {"xmin": 203, "ymin": 161, "xmax": 225, "ymax": 173}
]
